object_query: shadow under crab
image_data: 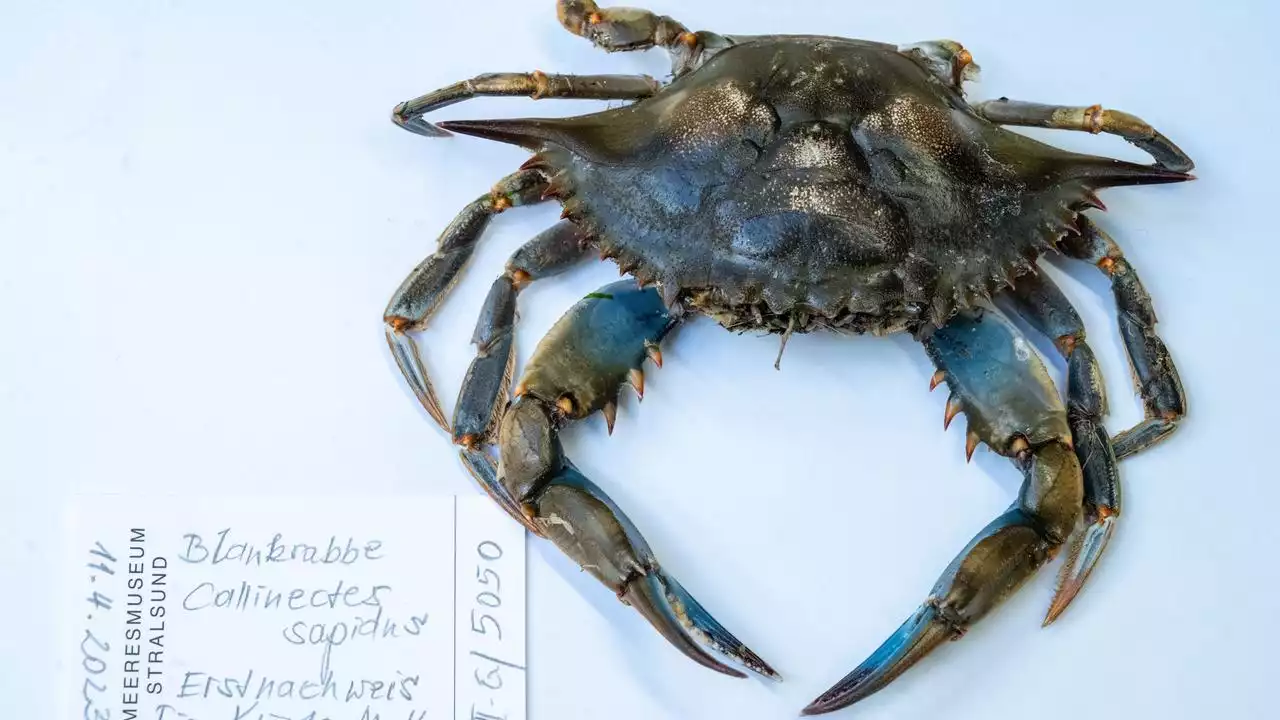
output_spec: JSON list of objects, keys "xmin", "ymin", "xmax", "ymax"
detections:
[{"xmin": 382, "ymin": 2, "xmax": 1192, "ymax": 714}]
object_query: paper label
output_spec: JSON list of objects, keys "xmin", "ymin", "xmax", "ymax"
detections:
[{"xmin": 60, "ymin": 495, "xmax": 525, "ymax": 720}]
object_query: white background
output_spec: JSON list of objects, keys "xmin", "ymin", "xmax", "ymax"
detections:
[{"xmin": 3, "ymin": 1, "xmax": 1276, "ymax": 718}]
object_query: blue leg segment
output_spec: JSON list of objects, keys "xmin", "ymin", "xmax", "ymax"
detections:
[
  {"xmin": 452, "ymin": 221, "xmax": 592, "ymax": 448},
  {"xmin": 1062, "ymin": 216, "xmax": 1186, "ymax": 460},
  {"xmin": 384, "ymin": 169, "xmax": 548, "ymax": 431}
]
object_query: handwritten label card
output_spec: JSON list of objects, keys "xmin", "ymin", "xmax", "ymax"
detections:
[{"xmin": 60, "ymin": 496, "xmax": 526, "ymax": 720}]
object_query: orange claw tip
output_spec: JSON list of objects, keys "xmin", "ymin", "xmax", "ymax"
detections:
[
  {"xmin": 602, "ymin": 401, "xmax": 618, "ymax": 435},
  {"xmin": 929, "ymin": 369, "xmax": 946, "ymax": 391},
  {"xmin": 1043, "ymin": 512, "xmax": 1118, "ymax": 626},
  {"xmin": 629, "ymin": 368, "xmax": 645, "ymax": 399},
  {"xmin": 943, "ymin": 395, "xmax": 963, "ymax": 430},
  {"xmin": 645, "ymin": 342, "xmax": 664, "ymax": 368},
  {"xmin": 965, "ymin": 432, "xmax": 980, "ymax": 462},
  {"xmin": 1043, "ymin": 585, "xmax": 1080, "ymax": 627}
]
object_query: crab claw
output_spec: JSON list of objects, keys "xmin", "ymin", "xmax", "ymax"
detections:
[
  {"xmin": 391, "ymin": 100, "xmax": 453, "ymax": 138},
  {"xmin": 803, "ymin": 506, "xmax": 1059, "ymax": 715},
  {"xmin": 535, "ymin": 463, "xmax": 779, "ymax": 679},
  {"xmin": 492, "ymin": 282, "xmax": 776, "ymax": 680},
  {"xmin": 1044, "ymin": 504, "xmax": 1117, "ymax": 625},
  {"xmin": 802, "ymin": 604, "xmax": 955, "ymax": 715},
  {"xmin": 805, "ymin": 309, "xmax": 1083, "ymax": 715}
]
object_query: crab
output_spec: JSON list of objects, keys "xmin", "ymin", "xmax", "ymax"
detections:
[{"xmin": 382, "ymin": 2, "xmax": 1193, "ymax": 714}]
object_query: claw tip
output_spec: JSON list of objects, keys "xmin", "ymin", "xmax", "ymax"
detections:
[
  {"xmin": 800, "ymin": 700, "xmax": 833, "ymax": 717},
  {"xmin": 1042, "ymin": 597, "xmax": 1072, "ymax": 626}
]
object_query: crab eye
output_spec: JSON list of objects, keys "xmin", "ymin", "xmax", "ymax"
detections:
[{"xmin": 900, "ymin": 40, "xmax": 981, "ymax": 89}]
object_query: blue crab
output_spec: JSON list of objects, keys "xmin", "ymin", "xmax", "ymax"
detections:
[{"xmin": 383, "ymin": 2, "xmax": 1192, "ymax": 714}]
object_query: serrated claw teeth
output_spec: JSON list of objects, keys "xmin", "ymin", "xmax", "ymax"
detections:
[{"xmin": 1044, "ymin": 508, "xmax": 1117, "ymax": 625}]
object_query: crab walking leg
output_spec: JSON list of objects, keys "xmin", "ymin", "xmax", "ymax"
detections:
[
  {"xmin": 495, "ymin": 281, "xmax": 778, "ymax": 679},
  {"xmin": 391, "ymin": 72, "xmax": 661, "ymax": 138},
  {"xmin": 1006, "ymin": 272, "xmax": 1120, "ymax": 624},
  {"xmin": 452, "ymin": 220, "xmax": 594, "ymax": 448},
  {"xmin": 555, "ymin": 1, "xmax": 733, "ymax": 76},
  {"xmin": 448, "ymin": 221, "xmax": 593, "ymax": 532},
  {"xmin": 1062, "ymin": 216, "xmax": 1187, "ymax": 460},
  {"xmin": 804, "ymin": 308, "xmax": 1082, "ymax": 716},
  {"xmin": 973, "ymin": 98, "xmax": 1194, "ymax": 172},
  {"xmin": 383, "ymin": 169, "xmax": 547, "ymax": 432}
]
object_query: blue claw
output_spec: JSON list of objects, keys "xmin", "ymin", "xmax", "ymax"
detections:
[
  {"xmin": 494, "ymin": 281, "xmax": 776, "ymax": 680},
  {"xmin": 804, "ymin": 507, "xmax": 1059, "ymax": 715},
  {"xmin": 802, "ymin": 603, "xmax": 956, "ymax": 715},
  {"xmin": 653, "ymin": 569, "xmax": 781, "ymax": 679},
  {"xmin": 1044, "ymin": 508, "xmax": 1117, "ymax": 625},
  {"xmin": 536, "ymin": 463, "xmax": 778, "ymax": 679}
]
